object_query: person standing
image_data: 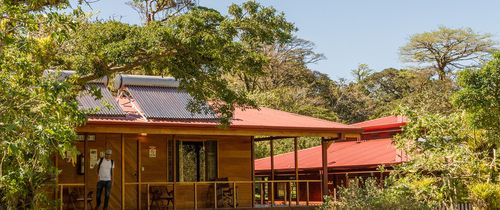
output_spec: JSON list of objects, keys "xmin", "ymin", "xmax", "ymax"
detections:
[{"xmin": 95, "ymin": 149, "xmax": 114, "ymax": 210}]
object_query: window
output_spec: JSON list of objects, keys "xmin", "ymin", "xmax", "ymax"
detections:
[{"xmin": 176, "ymin": 140, "xmax": 217, "ymax": 182}]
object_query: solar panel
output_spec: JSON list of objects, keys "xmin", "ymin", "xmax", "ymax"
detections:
[
  {"xmin": 77, "ymin": 83, "xmax": 126, "ymax": 117},
  {"xmin": 127, "ymin": 86, "xmax": 216, "ymax": 120}
]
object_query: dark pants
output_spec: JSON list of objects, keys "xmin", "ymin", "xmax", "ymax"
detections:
[{"xmin": 95, "ymin": 180, "xmax": 112, "ymax": 210}]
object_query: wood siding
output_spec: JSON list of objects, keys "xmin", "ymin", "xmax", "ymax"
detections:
[{"xmin": 57, "ymin": 133, "xmax": 253, "ymax": 210}]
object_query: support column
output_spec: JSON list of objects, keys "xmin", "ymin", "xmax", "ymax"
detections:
[
  {"xmin": 121, "ymin": 134, "xmax": 125, "ymax": 210},
  {"xmin": 321, "ymin": 137, "xmax": 328, "ymax": 198},
  {"xmin": 251, "ymin": 136, "xmax": 255, "ymax": 208},
  {"xmin": 84, "ymin": 135, "xmax": 88, "ymax": 210},
  {"xmin": 270, "ymin": 139, "xmax": 275, "ymax": 206},
  {"xmin": 294, "ymin": 137, "xmax": 299, "ymax": 205},
  {"xmin": 172, "ymin": 135, "xmax": 177, "ymax": 210},
  {"xmin": 138, "ymin": 138, "xmax": 142, "ymax": 210}
]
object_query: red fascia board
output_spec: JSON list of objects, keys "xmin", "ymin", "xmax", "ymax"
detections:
[
  {"xmin": 84, "ymin": 119, "xmax": 364, "ymax": 133},
  {"xmin": 361, "ymin": 122, "xmax": 406, "ymax": 132},
  {"xmin": 255, "ymin": 162, "xmax": 403, "ymax": 173}
]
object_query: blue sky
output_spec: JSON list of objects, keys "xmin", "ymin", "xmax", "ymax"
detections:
[{"xmin": 77, "ymin": 0, "xmax": 500, "ymax": 80}]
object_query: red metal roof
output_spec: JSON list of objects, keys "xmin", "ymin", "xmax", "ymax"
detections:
[
  {"xmin": 351, "ymin": 116, "xmax": 407, "ymax": 132},
  {"xmin": 255, "ymin": 138, "xmax": 406, "ymax": 172},
  {"xmin": 85, "ymin": 96, "xmax": 362, "ymax": 132}
]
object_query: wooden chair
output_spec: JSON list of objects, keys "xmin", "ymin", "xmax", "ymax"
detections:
[
  {"xmin": 69, "ymin": 188, "xmax": 93, "ymax": 210},
  {"xmin": 149, "ymin": 186, "xmax": 174, "ymax": 210},
  {"xmin": 207, "ymin": 177, "xmax": 238, "ymax": 208}
]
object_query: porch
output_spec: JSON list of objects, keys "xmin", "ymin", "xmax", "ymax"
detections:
[{"xmin": 55, "ymin": 133, "xmax": 338, "ymax": 210}]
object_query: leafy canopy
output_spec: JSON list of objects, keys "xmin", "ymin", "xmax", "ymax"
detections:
[
  {"xmin": 56, "ymin": 2, "xmax": 295, "ymax": 125},
  {"xmin": 400, "ymin": 27, "xmax": 496, "ymax": 80}
]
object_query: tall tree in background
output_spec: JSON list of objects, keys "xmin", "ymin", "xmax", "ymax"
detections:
[
  {"xmin": 351, "ymin": 63, "xmax": 373, "ymax": 82},
  {"xmin": 400, "ymin": 27, "xmax": 496, "ymax": 80},
  {"xmin": 127, "ymin": 0, "xmax": 196, "ymax": 23}
]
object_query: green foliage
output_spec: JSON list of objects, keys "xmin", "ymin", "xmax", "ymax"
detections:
[
  {"xmin": 250, "ymin": 87, "xmax": 338, "ymax": 122},
  {"xmin": 400, "ymin": 27, "xmax": 496, "ymax": 80},
  {"xmin": 55, "ymin": 1, "xmax": 295, "ymax": 125},
  {"xmin": 327, "ymin": 178, "xmax": 429, "ymax": 210},
  {"xmin": 0, "ymin": 1, "xmax": 86, "ymax": 209},
  {"xmin": 351, "ymin": 63, "xmax": 372, "ymax": 82},
  {"xmin": 0, "ymin": 0, "xmax": 296, "ymax": 209},
  {"xmin": 255, "ymin": 137, "xmax": 321, "ymax": 159},
  {"xmin": 323, "ymin": 111, "xmax": 499, "ymax": 209},
  {"xmin": 454, "ymin": 52, "xmax": 500, "ymax": 149},
  {"xmin": 469, "ymin": 182, "xmax": 500, "ymax": 209}
]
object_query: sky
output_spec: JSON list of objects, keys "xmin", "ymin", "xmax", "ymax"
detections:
[{"xmin": 76, "ymin": 0, "xmax": 500, "ymax": 80}]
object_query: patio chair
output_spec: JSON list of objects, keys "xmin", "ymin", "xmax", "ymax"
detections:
[
  {"xmin": 149, "ymin": 186, "xmax": 174, "ymax": 210},
  {"xmin": 69, "ymin": 188, "xmax": 93, "ymax": 210},
  {"xmin": 207, "ymin": 177, "xmax": 238, "ymax": 208}
]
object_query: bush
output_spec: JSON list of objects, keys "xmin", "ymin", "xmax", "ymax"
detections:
[
  {"xmin": 469, "ymin": 183, "xmax": 500, "ymax": 209},
  {"xmin": 319, "ymin": 178, "xmax": 430, "ymax": 210}
]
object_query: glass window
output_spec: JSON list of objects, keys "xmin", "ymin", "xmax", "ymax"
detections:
[{"xmin": 176, "ymin": 140, "xmax": 217, "ymax": 182}]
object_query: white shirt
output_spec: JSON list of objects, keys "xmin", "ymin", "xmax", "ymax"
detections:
[{"xmin": 98, "ymin": 158, "xmax": 114, "ymax": 181}]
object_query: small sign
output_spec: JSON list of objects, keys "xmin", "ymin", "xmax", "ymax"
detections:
[
  {"xmin": 149, "ymin": 146, "xmax": 157, "ymax": 158},
  {"xmin": 76, "ymin": 135, "xmax": 85, "ymax": 141},
  {"xmin": 90, "ymin": 149, "xmax": 98, "ymax": 169}
]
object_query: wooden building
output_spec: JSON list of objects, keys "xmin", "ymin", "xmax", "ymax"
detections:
[
  {"xmin": 56, "ymin": 73, "xmax": 363, "ymax": 209},
  {"xmin": 254, "ymin": 116, "xmax": 408, "ymax": 202}
]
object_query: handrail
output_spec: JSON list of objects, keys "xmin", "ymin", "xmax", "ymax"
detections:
[{"xmin": 57, "ymin": 179, "xmax": 322, "ymax": 209}]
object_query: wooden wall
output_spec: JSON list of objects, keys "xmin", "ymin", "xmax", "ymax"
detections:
[
  {"xmin": 57, "ymin": 133, "xmax": 122, "ymax": 210},
  {"xmin": 58, "ymin": 133, "xmax": 253, "ymax": 210}
]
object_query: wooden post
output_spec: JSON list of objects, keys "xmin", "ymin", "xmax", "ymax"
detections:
[
  {"xmin": 294, "ymin": 137, "xmax": 299, "ymax": 205},
  {"xmin": 306, "ymin": 181, "xmax": 309, "ymax": 206},
  {"xmin": 270, "ymin": 140, "xmax": 275, "ymax": 206},
  {"xmin": 55, "ymin": 154, "xmax": 58, "ymax": 206},
  {"xmin": 260, "ymin": 182, "xmax": 264, "ymax": 205},
  {"xmin": 60, "ymin": 185, "xmax": 63, "ymax": 210},
  {"xmin": 194, "ymin": 183, "xmax": 197, "ymax": 209},
  {"xmin": 251, "ymin": 136, "xmax": 255, "ymax": 208},
  {"xmin": 214, "ymin": 182, "xmax": 217, "ymax": 208},
  {"xmin": 233, "ymin": 182, "xmax": 236, "ymax": 209},
  {"xmin": 84, "ymin": 136, "xmax": 88, "ymax": 210},
  {"xmin": 121, "ymin": 134, "xmax": 125, "ymax": 210},
  {"xmin": 147, "ymin": 184, "xmax": 150, "ymax": 210},
  {"xmin": 172, "ymin": 135, "xmax": 177, "ymax": 210},
  {"xmin": 138, "ymin": 138, "xmax": 142, "ymax": 210},
  {"xmin": 321, "ymin": 137, "xmax": 328, "ymax": 199}
]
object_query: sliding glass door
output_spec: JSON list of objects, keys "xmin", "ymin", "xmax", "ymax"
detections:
[{"xmin": 176, "ymin": 140, "xmax": 217, "ymax": 182}]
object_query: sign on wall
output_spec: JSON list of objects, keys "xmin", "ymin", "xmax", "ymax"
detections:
[
  {"xmin": 149, "ymin": 146, "xmax": 157, "ymax": 158},
  {"xmin": 90, "ymin": 149, "xmax": 98, "ymax": 169}
]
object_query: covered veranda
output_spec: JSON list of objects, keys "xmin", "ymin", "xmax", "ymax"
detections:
[{"xmin": 55, "ymin": 74, "xmax": 362, "ymax": 209}]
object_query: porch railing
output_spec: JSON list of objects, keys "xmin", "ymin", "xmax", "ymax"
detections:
[
  {"xmin": 57, "ymin": 180, "xmax": 322, "ymax": 209},
  {"xmin": 58, "ymin": 183, "xmax": 85, "ymax": 210}
]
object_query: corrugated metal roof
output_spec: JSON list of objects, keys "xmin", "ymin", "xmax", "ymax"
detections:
[
  {"xmin": 255, "ymin": 138, "xmax": 407, "ymax": 172},
  {"xmin": 127, "ymin": 86, "xmax": 217, "ymax": 120},
  {"xmin": 77, "ymin": 83, "xmax": 126, "ymax": 117}
]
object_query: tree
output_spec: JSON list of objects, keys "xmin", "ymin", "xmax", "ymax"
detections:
[
  {"xmin": 454, "ymin": 51, "xmax": 500, "ymax": 151},
  {"xmin": 400, "ymin": 27, "xmax": 496, "ymax": 80},
  {"xmin": 127, "ymin": 0, "xmax": 196, "ymax": 23},
  {"xmin": 55, "ymin": 1, "xmax": 295, "ymax": 125},
  {"xmin": 327, "ymin": 111, "xmax": 499, "ymax": 209},
  {"xmin": 1, "ymin": 1, "xmax": 86, "ymax": 209},
  {"xmin": 351, "ymin": 63, "xmax": 372, "ymax": 82},
  {"xmin": 1, "ymin": 1, "xmax": 296, "ymax": 208}
]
